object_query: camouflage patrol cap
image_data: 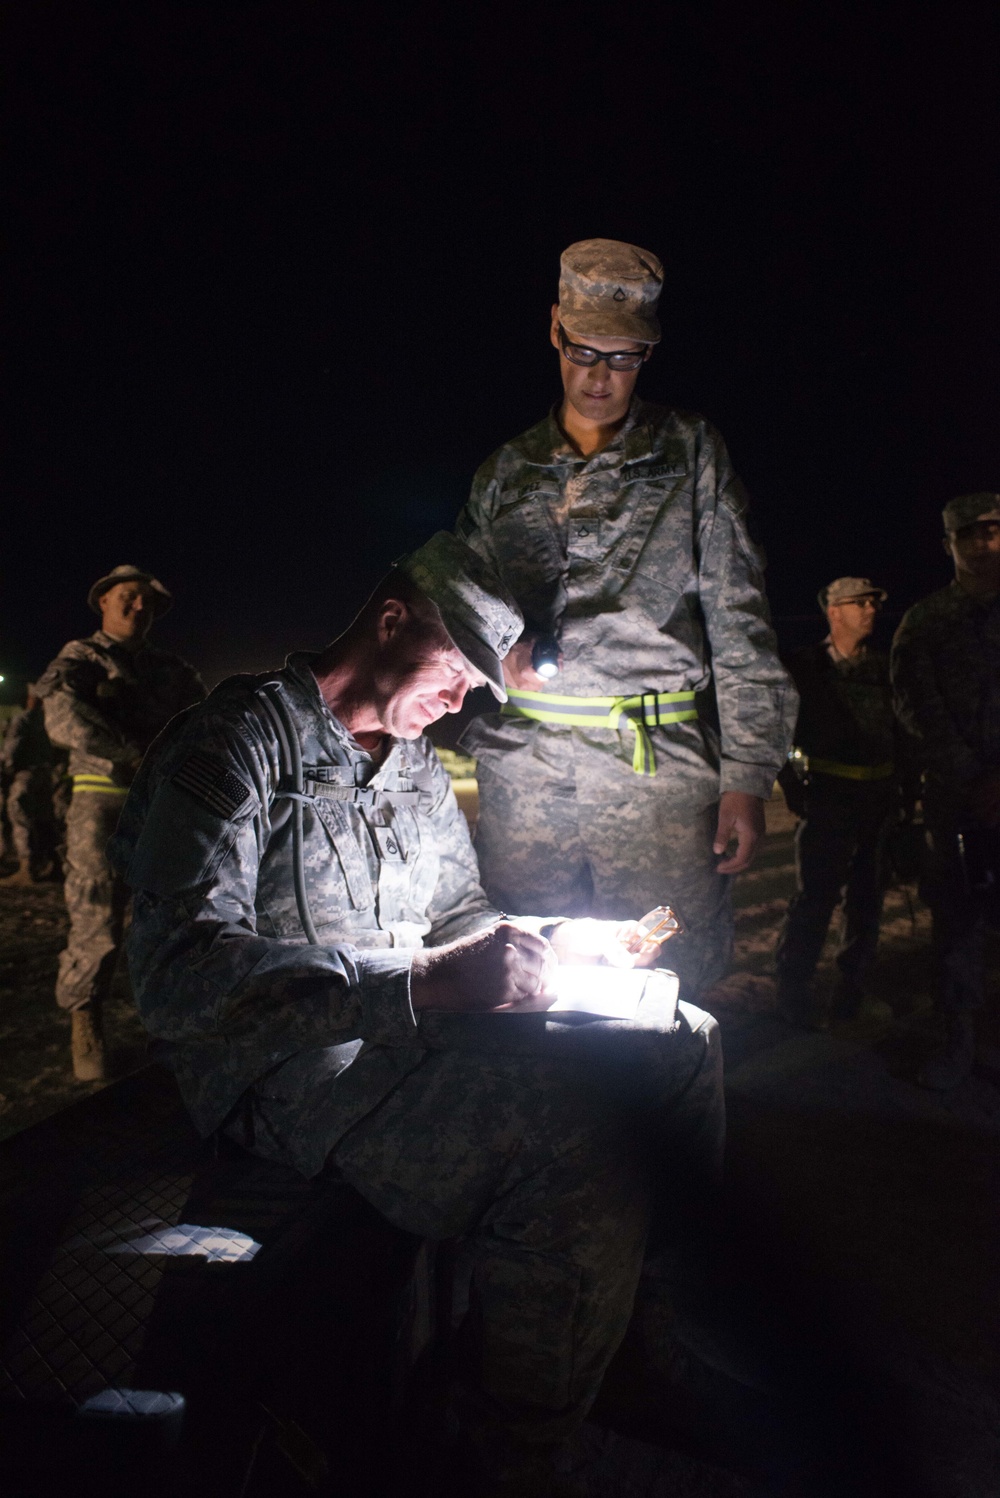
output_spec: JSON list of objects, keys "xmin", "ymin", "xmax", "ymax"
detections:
[
  {"xmin": 942, "ymin": 492, "xmax": 1000, "ymax": 533},
  {"xmin": 395, "ymin": 532, "xmax": 523, "ymax": 703},
  {"xmin": 558, "ymin": 238, "xmax": 663, "ymax": 344},
  {"xmin": 819, "ymin": 577, "xmax": 888, "ymax": 610},
  {"xmin": 87, "ymin": 564, "xmax": 172, "ymax": 617}
]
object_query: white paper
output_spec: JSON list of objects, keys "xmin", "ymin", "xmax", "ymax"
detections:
[{"xmin": 546, "ymin": 966, "xmax": 652, "ymax": 1021}]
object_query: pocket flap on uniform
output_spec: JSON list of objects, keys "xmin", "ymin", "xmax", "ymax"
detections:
[{"xmin": 313, "ymin": 799, "xmax": 376, "ymax": 909}]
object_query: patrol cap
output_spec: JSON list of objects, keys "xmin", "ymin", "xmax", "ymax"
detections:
[
  {"xmin": 558, "ymin": 238, "xmax": 663, "ymax": 345},
  {"xmin": 87, "ymin": 564, "xmax": 172, "ymax": 617},
  {"xmin": 942, "ymin": 492, "xmax": 1000, "ymax": 533},
  {"xmin": 819, "ymin": 577, "xmax": 888, "ymax": 610},
  {"xmin": 395, "ymin": 532, "xmax": 523, "ymax": 703}
]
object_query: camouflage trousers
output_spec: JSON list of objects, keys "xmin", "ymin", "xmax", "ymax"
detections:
[
  {"xmin": 56, "ymin": 791, "xmax": 129, "ymax": 1012},
  {"xmin": 6, "ymin": 767, "xmax": 55, "ymax": 871},
  {"xmin": 473, "ymin": 764, "xmax": 732, "ymax": 1001},
  {"xmin": 921, "ymin": 796, "xmax": 990, "ymax": 1014},
  {"xmin": 234, "ymin": 999, "xmax": 723, "ymax": 1447},
  {"xmin": 775, "ymin": 777, "xmax": 894, "ymax": 991}
]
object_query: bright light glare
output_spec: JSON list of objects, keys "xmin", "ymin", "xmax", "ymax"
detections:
[
  {"xmin": 109, "ymin": 1223, "xmax": 262, "ymax": 1262},
  {"xmin": 535, "ymin": 660, "xmax": 559, "ymax": 679}
]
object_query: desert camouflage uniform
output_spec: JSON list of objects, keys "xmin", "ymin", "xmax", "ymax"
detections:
[
  {"xmin": 108, "ymin": 654, "xmax": 723, "ymax": 1448},
  {"xmin": 892, "ymin": 583, "xmax": 1000, "ymax": 1012},
  {"xmin": 776, "ymin": 643, "xmax": 898, "ymax": 998},
  {"xmin": 1, "ymin": 700, "xmax": 57, "ymax": 874},
  {"xmin": 36, "ymin": 630, "xmax": 204, "ymax": 1013},
  {"xmin": 457, "ymin": 401, "xmax": 796, "ymax": 997}
]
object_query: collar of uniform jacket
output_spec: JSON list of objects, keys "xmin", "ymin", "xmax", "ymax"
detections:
[
  {"xmin": 282, "ymin": 650, "xmax": 409, "ymax": 779},
  {"xmin": 90, "ymin": 629, "xmax": 152, "ymax": 655},
  {"xmin": 532, "ymin": 397, "xmax": 654, "ymax": 468}
]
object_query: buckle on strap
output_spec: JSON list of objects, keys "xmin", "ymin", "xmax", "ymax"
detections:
[{"xmin": 641, "ymin": 690, "xmax": 661, "ymax": 728}]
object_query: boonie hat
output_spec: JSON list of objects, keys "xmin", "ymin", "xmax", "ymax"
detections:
[
  {"xmin": 88, "ymin": 565, "xmax": 173, "ymax": 617},
  {"xmin": 942, "ymin": 492, "xmax": 1000, "ymax": 533},
  {"xmin": 396, "ymin": 532, "xmax": 523, "ymax": 703},
  {"xmin": 819, "ymin": 576, "xmax": 888, "ymax": 610},
  {"xmin": 558, "ymin": 238, "xmax": 663, "ymax": 345}
]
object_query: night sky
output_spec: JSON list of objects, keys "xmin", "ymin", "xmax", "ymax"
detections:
[{"xmin": 5, "ymin": 3, "xmax": 999, "ymax": 701}]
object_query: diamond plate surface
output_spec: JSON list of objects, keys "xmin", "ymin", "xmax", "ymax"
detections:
[{"xmin": 0, "ymin": 1067, "xmax": 293, "ymax": 1408}]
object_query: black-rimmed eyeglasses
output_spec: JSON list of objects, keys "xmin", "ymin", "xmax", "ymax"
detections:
[{"xmin": 557, "ymin": 324, "xmax": 648, "ymax": 372}]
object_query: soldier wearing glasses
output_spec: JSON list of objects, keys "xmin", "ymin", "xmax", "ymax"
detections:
[
  {"xmin": 455, "ymin": 239, "xmax": 795, "ymax": 1000},
  {"xmin": 775, "ymin": 578, "xmax": 901, "ymax": 1028},
  {"xmin": 892, "ymin": 494, "xmax": 1000, "ymax": 1088}
]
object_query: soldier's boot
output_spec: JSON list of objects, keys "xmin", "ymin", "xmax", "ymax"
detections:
[
  {"xmin": 829, "ymin": 974, "xmax": 893, "ymax": 1029},
  {"xmin": 918, "ymin": 1012, "xmax": 976, "ymax": 1091},
  {"xmin": 71, "ymin": 1006, "xmax": 106, "ymax": 1082},
  {"xmin": 775, "ymin": 978, "xmax": 827, "ymax": 1031},
  {"xmin": 0, "ymin": 859, "xmax": 34, "ymax": 887}
]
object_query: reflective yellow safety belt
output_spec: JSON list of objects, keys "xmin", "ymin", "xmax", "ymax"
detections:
[
  {"xmin": 72, "ymin": 773, "xmax": 129, "ymax": 796},
  {"xmin": 806, "ymin": 757, "xmax": 895, "ymax": 781},
  {"xmin": 503, "ymin": 687, "xmax": 698, "ymax": 776}
]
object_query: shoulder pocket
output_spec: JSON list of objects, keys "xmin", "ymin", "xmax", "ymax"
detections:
[{"xmin": 125, "ymin": 779, "xmax": 254, "ymax": 896}]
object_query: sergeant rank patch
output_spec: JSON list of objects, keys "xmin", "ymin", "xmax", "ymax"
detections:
[{"xmin": 173, "ymin": 751, "xmax": 252, "ymax": 819}]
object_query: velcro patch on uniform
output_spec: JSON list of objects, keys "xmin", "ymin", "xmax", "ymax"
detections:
[{"xmin": 172, "ymin": 751, "xmax": 252, "ymax": 819}]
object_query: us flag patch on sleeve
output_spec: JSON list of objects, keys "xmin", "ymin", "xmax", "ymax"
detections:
[{"xmin": 172, "ymin": 750, "xmax": 252, "ymax": 819}]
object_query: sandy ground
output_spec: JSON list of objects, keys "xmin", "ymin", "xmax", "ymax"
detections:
[{"xmin": 0, "ymin": 878, "xmax": 147, "ymax": 1143}]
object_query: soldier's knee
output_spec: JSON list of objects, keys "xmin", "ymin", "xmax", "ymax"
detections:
[{"xmin": 677, "ymin": 1000, "xmax": 720, "ymax": 1057}]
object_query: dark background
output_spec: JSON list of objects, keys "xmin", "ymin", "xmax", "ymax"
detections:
[{"xmin": 4, "ymin": 1, "xmax": 998, "ymax": 696}]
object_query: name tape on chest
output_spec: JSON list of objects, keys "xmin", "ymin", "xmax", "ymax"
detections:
[{"xmin": 173, "ymin": 750, "xmax": 252, "ymax": 819}]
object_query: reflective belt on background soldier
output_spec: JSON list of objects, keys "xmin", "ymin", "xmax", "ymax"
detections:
[
  {"xmin": 804, "ymin": 756, "xmax": 895, "ymax": 782},
  {"xmin": 502, "ymin": 687, "xmax": 698, "ymax": 776},
  {"xmin": 71, "ymin": 774, "xmax": 129, "ymax": 796}
]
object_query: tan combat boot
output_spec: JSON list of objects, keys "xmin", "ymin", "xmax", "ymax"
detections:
[
  {"xmin": 71, "ymin": 1007, "xmax": 106, "ymax": 1082},
  {"xmin": 0, "ymin": 860, "xmax": 34, "ymax": 887}
]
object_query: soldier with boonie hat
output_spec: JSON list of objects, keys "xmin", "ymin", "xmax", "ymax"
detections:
[
  {"xmin": 87, "ymin": 563, "xmax": 173, "ymax": 617},
  {"xmin": 776, "ymin": 572, "xmax": 901, "ymax": 1029},
  {"xmin": 893, "ymin": 490, "xmax": 1000, "ymax": 1088},
  {"xmin": 34, "ymin": 566, "xmax": 204, "ymax": 1081},
  {"xmin": 456, "ymin": 237, "xmax": 795, "ymax": 1002}
]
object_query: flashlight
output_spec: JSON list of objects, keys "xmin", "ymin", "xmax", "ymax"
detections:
[{"xmin": 531, "ymin": 635, "xmax": 561, "ymax": 679}]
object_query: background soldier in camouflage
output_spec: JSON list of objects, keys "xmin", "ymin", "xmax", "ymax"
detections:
[
  {"xmin": 109, "ymin": 533, "xmax": 724, "ymax": 1498},
  {"xmin": 36, "ymin": 565, "xmax": 204, "ymax": 1081},
  {"xmin": 892, "ymin": 493, "xmax": 1000, "ymax": 1089},
  {"xmin": 775, "ymin": 577, "xmax": 902, "ymax": 1027},
  {"xmin": 0, "ymin": 685, "xmax": 58, "ymax": 885},
  {"xmin": 456, "ymin": 239, "xmax": 796, "ymax": 1000}
]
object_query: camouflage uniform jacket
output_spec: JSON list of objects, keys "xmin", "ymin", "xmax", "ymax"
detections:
[
  {"xmin": 1, "ymin": 701, "xmax": 55, "ymax": 776},
  {"xmin": 106, "ymin": 654, "xmax": 500, "ymax": 1166},
  {"xmin": 456, "ymin": 400, "xmax": 795, "ymax": 800},
  {"xmin": 784, "ymin": 642, "xmax": 896, "ymax": 767},
  {"xmin": 36, "ymin": 630, "xmax": 205, "ymax": 782},
  {"xmin": 891, "ymin": 583, "xmax": 1000, "ymax": 793}
]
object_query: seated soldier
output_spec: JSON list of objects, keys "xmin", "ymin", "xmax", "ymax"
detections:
[{"xmin": 108, "ymin": 533, "xmax": 723, "ymax": 1498}]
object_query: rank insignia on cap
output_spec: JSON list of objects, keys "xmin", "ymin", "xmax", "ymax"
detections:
[
  {"xmin": 613, "ymin": 287, "xmax": 627, "ymax": 301},
  {"xmin": 173, "ymin": 751, "xmax": 252, "ymax": 819}
]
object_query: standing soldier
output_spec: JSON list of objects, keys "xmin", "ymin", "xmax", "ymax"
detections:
[
  {"xmin": 36, "ymin": 566, "xmax": 205, "ymax": 1081},
  {"xmin": 775, "ymin": 578, "xmax": 901, "ymax": 1027},
  {"xmin": 456, "ymin": 239, "xmax": 795, "ymax": 999},
  {"xmin": 0, "ymin": 685, "xmax": 58, "ymax": 885},
  {"xmin": 892, "ymin": 494, "xmax": 1000, "ymax": 1088}
]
